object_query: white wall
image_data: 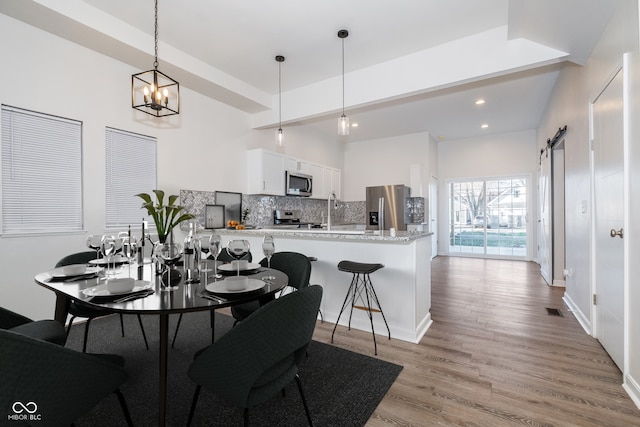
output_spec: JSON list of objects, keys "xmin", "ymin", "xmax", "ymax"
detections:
[
  {"xmin": 0, "ymin": 14, "xmax": 342, "ymax": 320},
  {"xmin": 343, "ymin": 132, "xmax": 432, "ymax": 201},
  {"xmin": 536, "ymin": 0, "xmax": 640, "ymax": 406},
  {"xmin": 436, "ymin": 130, "xmax": 538, "ymax": 258}
]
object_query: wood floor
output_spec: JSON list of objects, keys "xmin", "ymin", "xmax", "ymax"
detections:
[{"xmin": 312, "ymin": 256, "xmax": 640, "ymax": 427}]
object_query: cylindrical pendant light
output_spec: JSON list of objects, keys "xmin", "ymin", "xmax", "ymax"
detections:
[
  {"xmin": 275, "ymin": 55, "xmax": 285, "ymax": 147},
  {"xmin": 338, "ymin": 29, "xmax": 349, "ymax": 136}
]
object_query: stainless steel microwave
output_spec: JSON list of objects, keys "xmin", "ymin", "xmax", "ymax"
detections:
[{"xmin": 285, "ymin": 171, "xmax": 312, "ymax": 197}]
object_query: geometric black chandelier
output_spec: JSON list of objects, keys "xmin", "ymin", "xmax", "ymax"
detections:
[{"xmin": 131, "ymin": 0, "xmax": 180, "ymax": 117}]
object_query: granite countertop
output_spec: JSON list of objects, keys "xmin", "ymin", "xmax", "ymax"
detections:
[{"xmin": 214, "ymin": 227, "xmax": 433, "ymax": 243}]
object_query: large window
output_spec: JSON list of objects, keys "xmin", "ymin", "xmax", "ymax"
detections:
[
  {"xmin": 105, "ymin": 127, "xmax": 156, "ymax": 228},
  {"xmin": 1, "ymin": 105, "xmax": 83, "ymax": 234},
  {"xmin": 448, "ymin": 177, "xmax": 528, "ymax": 257}
]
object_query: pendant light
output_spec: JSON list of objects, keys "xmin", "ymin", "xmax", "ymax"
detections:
[
  {"xmin": 131, "ymin": 0, "xmax": 180, "ymax": 117},
  {"xmin": 275, "ymin": 55, "xmax": 285, "ymax": 147},
  {"xmin": 338, "ymin": 29, "xmax": 349, "ymax": 136}
]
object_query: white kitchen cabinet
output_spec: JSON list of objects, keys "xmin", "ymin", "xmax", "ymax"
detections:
[
  {"xmin": 246, "ymin": 149, "xmax": 285, "ymax": 195},
  {"xmin": 247, "ymin": 149, "xmax": 341, "ymax": 199}
]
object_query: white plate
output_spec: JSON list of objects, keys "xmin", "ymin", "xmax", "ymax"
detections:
[
  {"xmin": 217, "ymin": 262, "xmax": 261, "ymax": 272},
  {"xmin": 88, "ymin": 256, "xmax": 129, "ymax": 267},
  {"xmin": 82, "ymin": 280, "xmax": 152, "ymax": 297},
  {"xmin": 205, "ymin": 278, "xmax": 265, "ymax": 294},
  {"xmin": 51, "ymin": 266, "xmax": 102, "ymax": 279}
]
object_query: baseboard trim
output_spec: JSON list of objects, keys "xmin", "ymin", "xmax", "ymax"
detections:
[
  {"xmin": 563, "ymin": 292, "xmax": 592, "ymax": 336},
  {"xmin": 623, "ymin": 373, "xmax": 640, "ymax": 410}
]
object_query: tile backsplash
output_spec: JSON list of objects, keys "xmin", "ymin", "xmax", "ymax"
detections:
[{"xmin": 180, "ymin": 190, "xmax": 423, "ymax": 229}]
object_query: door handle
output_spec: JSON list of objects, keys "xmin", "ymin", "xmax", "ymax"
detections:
[{"xmin": 610, "ymin": 228, "xmax": 624, "ymax": 238}]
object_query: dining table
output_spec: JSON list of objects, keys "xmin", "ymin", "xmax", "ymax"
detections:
[{"xmin": 34, "ymin": 259, "xmax": 288, "ymax": 427}]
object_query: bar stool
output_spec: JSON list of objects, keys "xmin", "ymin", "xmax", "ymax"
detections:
[{"xmin": 331, "ymin": 260, "xmax": 391, "ymax": 355}]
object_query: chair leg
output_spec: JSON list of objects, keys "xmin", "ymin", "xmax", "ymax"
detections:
[
  {"xmin": 114, "ymin": 389, "xmax": 134, "ymax": 427},
  {"xmin": 82, "ymin": 318, "xmax": 92, "ymax": 353},
  {"xmin": 186, "ymin": 385, "xmax": 201, "ymax": 427},
  {"xmin": 295, "ymin": 374, "xmax": 314, "ymax": 427},
  {"xmin": 119, "ymin": 314, "xmax": 125, "ymax": 337},
  {"xmin": 171, "ymin": 314, "xmax": 183, "ymax": 348},
  {"xmin": 137, "ymin": 315, "xmax": 149, "ymax": 350},
  {"xmin": 243, "ymin": 407, "xmax": 249, "ymax": 427},
  {"xmin": 331, "ymin": 280, "xmax": 356, "ymax": 343},
  {"xmin": 66, "ymin": 316, "xmax": 77, "ymax": 337},
  {"xmin": 210, "ymin": 310, "xmax": 216, "ymax": 343}
]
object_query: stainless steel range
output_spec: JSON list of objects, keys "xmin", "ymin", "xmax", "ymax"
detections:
[{"xmin": 273, "ymin": 210, "xmax": 320, "ymax": 229}]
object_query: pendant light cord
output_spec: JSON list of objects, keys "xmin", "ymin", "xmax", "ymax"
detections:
[
  {"xmin": 341, "ymin": 37, "xmax": 345, "ymax": 115},
  {"xmin": 279, "ymin": 60, "xmax": 282, "ymax": 129}
]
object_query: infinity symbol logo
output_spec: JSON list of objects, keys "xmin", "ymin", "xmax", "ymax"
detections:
[{"xmin": 12, "ymin": 401, "xmax": 38, "ymax": 414}]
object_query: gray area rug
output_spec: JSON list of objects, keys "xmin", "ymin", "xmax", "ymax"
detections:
[{"xmin": 67, "ymin": 310, "xmax": 402, "ymax": 426}]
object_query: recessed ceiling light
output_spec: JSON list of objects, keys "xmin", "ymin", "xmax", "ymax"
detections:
[
  {"xmin": 481, "ymin": 124, "xmax": 489, "ymax": 129},
  {"xmin": 475, "ymin": 99, "xmax": 486, "ymax": 105}
]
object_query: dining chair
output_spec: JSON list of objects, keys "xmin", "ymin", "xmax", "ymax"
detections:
[
  {"xmin": 171, "ymin": 249, "xmax": 254, "ymax": 347},
  {"xmin": 0, "ymin": 306, "xmax": 66, "ymax": 345},
  {"xmin": 186, "ymin": 285, "xmax": 323, "ymax": 427},
  {"xmin": 56, "ymin": 251, "xmax": 149, "ymax": 353},
  {"xmin": 0, "ymin": 328, "xmax": 133, "ymax": 426},
  {"xmin": 230, "ymin": 251, "xmax": 312, "ymax": 324}
]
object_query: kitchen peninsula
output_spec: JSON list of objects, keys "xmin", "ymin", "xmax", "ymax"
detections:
[{"xmin": 216, "ymin": 228, "xmax": 433, "ymax": 344}]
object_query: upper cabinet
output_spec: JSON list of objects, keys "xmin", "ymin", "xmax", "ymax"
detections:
[
  {"xmin": 247, "ymin": 149, "xmax": 285, "ymax": 196},
  {"xmin": 247, "ymin": 149, "xmax": 341, "ymax": 198}
]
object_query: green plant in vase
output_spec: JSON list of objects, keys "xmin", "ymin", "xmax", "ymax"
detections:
[{"xmin": 135, "ymin": 190, "xmax": 195, "ymax": 243}]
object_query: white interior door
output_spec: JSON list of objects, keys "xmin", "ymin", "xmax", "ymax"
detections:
[
  {"xmin": 593, "ymin": 68, "xmax": 625, "ymax": 370},
  {"xmin": 429, "ymin": 177, "xmax": 438, "ymax": 258},
  {"xmin": 538, "ymin": 156, "xmax": 552, "ymax": 285}
]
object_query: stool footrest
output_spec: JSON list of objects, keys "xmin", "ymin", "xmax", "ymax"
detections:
[{"xmin": 353, "ymin": 305, "xmax": 382, "ymax": 313}]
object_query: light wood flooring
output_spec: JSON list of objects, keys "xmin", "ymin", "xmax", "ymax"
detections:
[{"xmin": 312, "ymin": 256, "xmax": 640, "ymax": 426}]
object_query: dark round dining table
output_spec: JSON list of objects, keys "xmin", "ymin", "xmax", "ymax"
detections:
[{"xmin": 34, "ymin": 260, "xmax": 288, "ymax": 427}]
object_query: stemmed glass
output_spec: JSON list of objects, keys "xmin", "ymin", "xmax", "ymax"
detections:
[
  {"xmin": 261, "ymin": 235, "xmax": 276, "ymax": 281},
  {"xmin": 226, "ymin": 240, "xmax": 250, "ymax": 276},
  {"xmin": 100, "ymin": 235, "xmax": 116, "ymax": 277},
  {"xmin": 209, "ymin": 235, "xmax": 222, "ymax": 279},
  {"xmin": 86, "ymin": 235, "xmax": 102, "ymax": 261},
  {"xmin": 198, "ymin": 236, "xmax": 213, "ymax": 273},
  {"xmin": 155, "ymin": 242, "xmax": 183, "ymax": 291},
  {"xmin": 121, "ymin": 236, "xmax": 137, "ymax": 278}
]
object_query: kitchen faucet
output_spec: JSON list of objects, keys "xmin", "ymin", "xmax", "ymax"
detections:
[{"xmin": 327, "ymin": 191, "xmax": 338, "ymax": 231}]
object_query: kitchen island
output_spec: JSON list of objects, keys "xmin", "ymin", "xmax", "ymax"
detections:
[{"xmin": 215, "ymin": 228, "xmax": 433, "ymax": 344}]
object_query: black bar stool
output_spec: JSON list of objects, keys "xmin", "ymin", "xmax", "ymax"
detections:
[{"xmin": 331, "ymin": 260, "xmax": 391, "ymax": 355}]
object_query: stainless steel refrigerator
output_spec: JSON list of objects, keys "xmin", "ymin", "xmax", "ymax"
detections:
[{"xmin": 366, "ymin": 185, "xmax": 410, "ymax": 231}]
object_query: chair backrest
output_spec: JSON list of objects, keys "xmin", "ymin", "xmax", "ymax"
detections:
[
  {"xmin": 215, "ymin": 250, "xmax": 253, "ymax": 263},
  {"xmin": 259, "ymin": 252, "xmax": 312, "ymax": 290},
  {"xmin": 187, "ymin": 285, "xmax": 323, "ymax": 408},
  {"xmin": 55, "ymin": 251, "xmax": 98, "ymax": 267},
  {"xmin": 0, "ymin": 329, "xmax": 128, "ymax": 425},
  {"xmin": 0, "ymin": 307, "xmax": 32, "ymax": 329}
]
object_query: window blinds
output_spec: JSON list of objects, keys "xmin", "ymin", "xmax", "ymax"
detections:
[
  {"xmin": 105, "ymin": 127, "xmax": 157, "ymax": 228},
  {"xmin": 1, "ymin": 105, "xmax": 83, "ymax": 233}
]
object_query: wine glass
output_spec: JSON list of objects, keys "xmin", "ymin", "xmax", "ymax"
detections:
[
  {"xmin": 226, "ymin": 240, "xmax": 250, "ymax": 276},
  {"xmin": 86, "ymin": 235, "xmax": 102, "ymax": 261},
  {"xmin": 261, "ymin": 235, "xmax": 276, "ymax": 281},
  {"xmin": 209, "ymin": 235, "xmax": 222, "ymax": 279},
  {"xmin": 121, "ymin": 236, "xmax": 137, "ymax": 278},
  {"xmin": 155, "ymin": 242, "xmax": 183, "ymax": 290},
  {"xmin": 100, "ymin": 235, "xmax": 116, "ymax": 277}
]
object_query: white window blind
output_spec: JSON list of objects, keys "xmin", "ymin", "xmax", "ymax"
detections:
[
  {"xmin": 105, "ymin": 127, "xmax": 156, "ymax": 228},
  {"xmin": 1, "ymin": 105, "xmax": 83, "ymax": 234}
]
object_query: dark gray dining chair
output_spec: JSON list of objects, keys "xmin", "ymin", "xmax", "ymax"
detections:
[
  {"xmin": 0, "ymin": 306, "xmax": 66, "ymax": 345},
  {"xmin": 186, "ymin": 285, "xmax": 323, "ymax": 427},
  {"xmin": 0, "ymin": 328, "xmax": 133, "ymax": 426},
  {"xmin": 230, "ymin": 251, "xmax": 312, "ymax": 324},
  {"xmin": 56, "ymin": 251, "xmax": 149, "ymax": 352}
]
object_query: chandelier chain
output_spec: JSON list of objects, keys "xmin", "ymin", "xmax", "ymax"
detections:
[
  {"xmin": 278, "ymin": 61, "xmax": 282, "ymax": 129},
  {"xmin": 341, "ymin": 37, "xmax": 345, "ymax": 115},
  {"xmin": 153, "ymin": 0, "xmax": 159, "ymax": 69}
]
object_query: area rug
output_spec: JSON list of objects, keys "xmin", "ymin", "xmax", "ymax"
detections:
[{"xmin": 66, "ymin": 310, "xmax": 402, "ymax": 426}]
